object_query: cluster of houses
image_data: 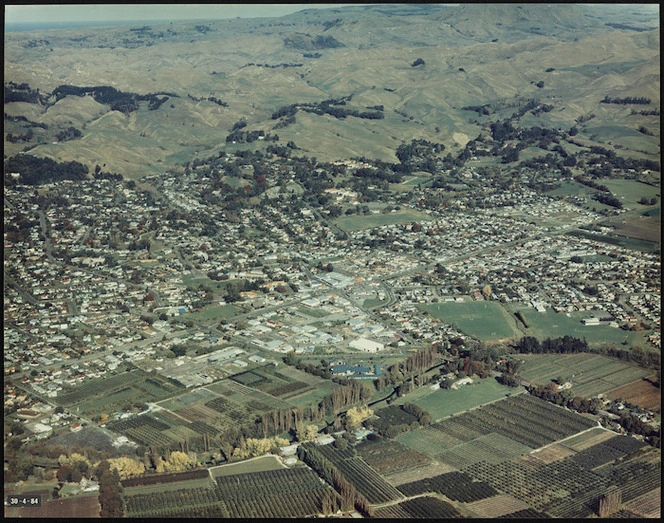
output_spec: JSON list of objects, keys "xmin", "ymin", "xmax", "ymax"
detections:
[{"xmin": 4, "ymin": 152, "xmax": 660, "ymax": 434}]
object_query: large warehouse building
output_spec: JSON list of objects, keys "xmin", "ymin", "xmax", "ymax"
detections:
[{"xmin": 349, "ymin": 338, "xmax": 385, "ymax": 353}]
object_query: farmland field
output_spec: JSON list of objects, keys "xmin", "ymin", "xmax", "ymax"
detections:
[
  {"xmin": 396, "ymin": 425, "xmax": 465, "ymax": 457},
  {"xmin": 518, "ymin": 352, "xmax": 652, "ymax": 398},
  {"xmin": 465, "ymin": 494, "xmax": 531, "ymax": 518},
  {"xmin": 435, "ymin": 433, "xmax": 533, "ymax": 468},
  {"xmin": 214, "ymin": 468, "xmax": 336, "ymax": 518},
  {"xmin": 306, "ymin": 443, "xmax": 404, "ymax": 504},
  {"xmin": 398, "ymin": 470, "xmax": 498, "ymax": 503},
  {"xmin": 558, "ymin": 427, "xmax": 618, "ymax": 452},
  {"xmin": 418, "ymin": 301, "xmax": 521, "ymax": 341},
  {"xmin": 528, "ymin": 444, "xmax": 576, "ymax": 464},
  {"xmin": 411, "ymin": 393, "xmax": 598, "ymax": 453},
  {"xmin": 384, "ymin": 462, "xmax": 458, "ymax": 486},
  {"xmin": 355, "ymin": 438, "xmax": 432, "ymax": 476},
  {"xmin": 391, "ymin": 377, "xmax": 523, "ymax": 421},
  {"xmin": 623, "ymin": 487, "xmax": 661, "ymax": 519},
  {"xmin": 372, "ymin": 496, "xmax": 464, "ymax": 519},
  {"xmin": 123, "ymin": 477, "xmax": 214, "ymax": 495},
  {"xmin": 210, "ymin": 455, "xmax": 285, "ymax": 478},
  {"xmin": 612, "ymin": 215, "xmax": 661, "ymax": 243},
  {"xmin": 156, "ymin": 387, "xmax": 219, "ymax": 411},
  {"xmin": 602, "ymin": 179, "xmax": 660, "ymax": 209},
  {"xmin": 606, "ymin": 378, "xmax": 661, "ymax": 411}
]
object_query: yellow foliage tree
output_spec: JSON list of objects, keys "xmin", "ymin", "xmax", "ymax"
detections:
[
  {"xmin": 58, "ymin": 452, "xmax": 92, "ymax": 469},
  {"xmin": 161, "ymin": 450, "xmax": 193, "ymax": 472},
  {"xmin": 296, "ymin": 423, "xmax": 320, "ymax": 442},
  {"xmin": 235, "ymin": 437, "xmax": 290, "ymax": 459},
  {"xmin": 99, "ymin": 413, "xmax": 109, "ymax": 424},
  {"xmin": 482, "ymin": 284, "xmax": 492, "ymax": 298},
  {"xmin": 108, "ymin": 456, "xmax": 145, "ymax": 479},
  {"xmin": 346, "ymin": 405, "xmax": 373, "ymax": 429}
]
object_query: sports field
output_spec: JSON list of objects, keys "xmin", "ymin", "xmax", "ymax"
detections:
[{"xmin": 418, "ymin": 301, "xmax": 521, "ymax": 341}]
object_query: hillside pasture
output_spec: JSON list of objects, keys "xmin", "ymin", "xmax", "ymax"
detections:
[{"xmin": 418, "ymin": 301, "xmax": 521, "ymax": 341}]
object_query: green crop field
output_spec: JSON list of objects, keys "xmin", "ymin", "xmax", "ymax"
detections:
[
  {"xmin": 392, "ymin": 378, "xmax": 523, "ymax": 422},
  {"xmin": 334, "ymin": 209, "xmax": 430, "ymax": 232},
  {"xmin": 210, "ymin": 455, "xmax": 286, "ymax": 478},
  {"xmin": 511, "ymin": 307, "xmax": 643, "ymax": 346},
  {"xmin": 418, "ymin": 302, "xmax": 521, "ymax": 341}
]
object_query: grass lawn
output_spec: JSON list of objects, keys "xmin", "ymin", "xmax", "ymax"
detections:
[
  {"xmin": 334, "ymin": 209, "xmax": 430, "ymax": 231},
  {"xmin": 418, "ymin": 301, "xmax": 521, "ymax": 341},
  {"xmin": 185, "ymin": 304, "xmax": 240, "ymax": 321},
  {"xmin": 209, "ymin": 454, "xmax": 285, "ymax": 478},
  {"xmin": 511, "ymin": 306, "xmax": 644, "ymax": 347},
  {"xmin": 363, "ymin": 298, "xmax": 388, "ymax": 308},
  {"xmin": 391, "ymin": 378, "xmax": 523, "ymax": 421}
]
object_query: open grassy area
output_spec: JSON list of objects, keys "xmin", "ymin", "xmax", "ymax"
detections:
[
  {"xmin": 209, "ymin": 454, "xmax": 286, "ymax": 478},
  {"xmin": 364, "ymin": 298, "xmax": 389, "ymax": 309},
  {"xmin": 602, "ymin": 179, "xmax": 659, "ymax": 207},
  {"xmin": 510, "ymin": 306, "xmax": 644, "ymax": 347},
  {"xmin": 185, "ymin": 304, "xmax": 240, "ymax": 321},
  {"xmin": 334, "ymin": 209, "xmax": 430, "ymax": 232},
  {"xmin": 391, "ymin": 378, "xmax": 523, "ymax": 421},
  {"xmin": 284, "ymin": 380, "xmax": 339, "ymax": 408},
  {"xmin": 418, "ymin": 301, "xmax": 521, "ymax": 341}
]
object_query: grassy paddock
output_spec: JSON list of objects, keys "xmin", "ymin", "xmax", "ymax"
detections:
[
  {"xmin": 185, "ymin": 304, "xmax": 240, "ymax": 321},
  {"xmin": 418, "ymin": 302, "xmax": 521, "ymax": 341},
  {"xmin": 392, "ymin": 378, "xmax": 523, "ymax": 421},
  {"xmin": 209, "ymin": 454, "xmax": 285, "ymax": 478},
  {"xmin": 511, "ymin": 307, "xmax": 644, "ymax": 346},
  {"xmin": 602, "ymin": 179, "xmax": 659, "ymax": 207}
]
